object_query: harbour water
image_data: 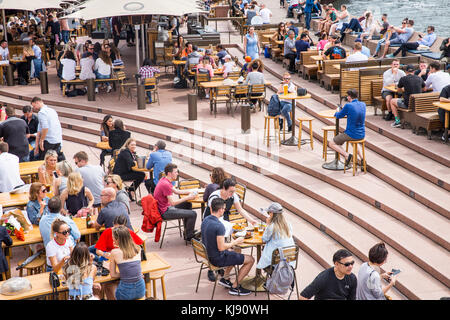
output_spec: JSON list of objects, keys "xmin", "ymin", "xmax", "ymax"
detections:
[{"xmin": 333, "ymin": 0, "xmax": 450, "ymax": 38}]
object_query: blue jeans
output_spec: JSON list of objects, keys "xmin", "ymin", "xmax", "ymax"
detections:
[
  {"xmin": 33, "ymin": 58, "xmax": 42, "ymax": 79},
  {"xmin": 88, "ymin": 245, "xmax": 100, "ymax": 263},
  {"xmin": 115, "ymin": 278, "xmax": 145, "ymax": 300},
  {"xmin": 19, "ymin": 155, "xmax": 29, "ymax": 162},
  {"xmin": 280, "ymin": 101, "xmax": 292, "ymax": 127},
  {"xmin": 305, "ymin": 11, "xmax": 312, "ymax": 30},
  {"xmin": 95, "ymin": 71, "xmax": 110, "ymax": 88},
  {"xmin": 145, "ymin": 85, "xmax": 154, "ymax": 102},
  {"xmin": 61, "ymin": 30, "xmax": 70, "ymax": 44},
  {"xmin": 374, "ymin": 33, "xmax": 397, "ymax": 55}
]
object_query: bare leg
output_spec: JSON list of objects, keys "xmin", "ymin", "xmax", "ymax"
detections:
[
  {"xmin": 390, "ymin": 98, "xmax": 399, "ymax": 118},
  {"xmin": 381, "ymin": 40, "xmax": 390, "ymax": 58},
  {"xmin": 233, "ymin": 255, "xmax": 255, "ymax": 288},
  {"xmin": 328, "ymin": 139, "xmax": 350, "ymax": 161},
  {"xmin": 385, "ymin": 94, "xmax": 393, "ymax": 112}
]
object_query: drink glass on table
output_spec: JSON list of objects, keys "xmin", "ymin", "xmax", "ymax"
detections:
[{"xmin": 283, "ymin": 84, "xmax": 288, "ymax": 95}]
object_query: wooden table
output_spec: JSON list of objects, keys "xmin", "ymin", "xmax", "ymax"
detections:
[
  {"xmin": 278, "ymin": 93, "xmax": 312, "ymax": 146},
  {"xmin": 132, "ymin": 164, "xmax": 153, "ymax": 182},
  {"xmin": 0, "ymin": 192, "xmax": 29, "ymax": 208},
  {"xmin": 239, "ymin": 230, "xmax": 266, "ymax": 292},
  {"xmin": 318, "ymin": 109, "xmax": 348, "ymax": 170},
  {"xmin": 19, "ymin": 160, "xmax": 44, "ymax": 177},
  {"xmin": 95, "ymin": 141, "xmax": 111, "ymax": 150},
  {"xmin": 0, "ymin": 252, "xmax": 170, "ymax": 300},
  {"xmin": 311, "ymin": 55, "xmax": 324, "ymax": 71},
  {"xmin": 383, "ymin": 85, "xmax": 399, "ymax": 97},
  {"xmin": 180, "ymin": 188, "xmax": 206, "ymax": 213},
  {"xmin": 433, "ymin": 101, "xmax": 450, "ymax": 143}
]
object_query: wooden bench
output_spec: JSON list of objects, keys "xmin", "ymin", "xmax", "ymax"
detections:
[
  {"xmin": 359, "ymin": 68, "xmax": 386, "ymax": 106},
  {"xmin": 299, "ymin": 51, "xmax": 319, "ymax": 80},
  {"xmin": 371, "ymin": 79, "xmax": 386, "ymax": 116},
  {"xmin": 61, "ymin": 75, "xmax": 123, "ymax": 97},
  {"xmin": 408, "ymin": 92, "xmax": 442, "ymax": 138},
  {"xmin": 320, "ymin": 59, "xmax": 345, "ymax": 93}
]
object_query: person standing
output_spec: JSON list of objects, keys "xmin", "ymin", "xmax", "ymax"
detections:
[
  {"xmin": 111, "ymin": 16, "xmax": 122, "ymax": 48},
  {"xmin": 303, "ymin": 0, "xmax": 316, "ymax": 30},
  {"xmin": 243, "ymin": 26, "xmax": 260, "ymax": 60},
  {"xmin": 146, "ymin": 140, "xmax": 172, "ymax": 193},
  {"xmin": 259, "ymin": 4, "xmax": 272, "ymax": 24},
  {"xmin": 327, "ymin": 89, "xmax": 366, "ymax": 167},
  {"xmin": 0, "ymin": 142, "xmax": 24, "ymax": 193},
  {"xmin": 0, "ymin": 106, "xmax": 30, "ymax": 162},
  {"xmin": 299, "ymin": 249, "xmax": 357, "ymax": 300},
  {"xmin": 21, "ymin": 105, "xmax": 39, "ymax": 149},
  {"xmin": 74, "ymin": 151, "xmax": 105, "ymax": 211},
  {"xmin": 60, "ymin": 17, "xmax": 70, "ymax": 44},
  {"xmin": 31, "ymin": 96, "xmax": 63, "ymax": 161}
]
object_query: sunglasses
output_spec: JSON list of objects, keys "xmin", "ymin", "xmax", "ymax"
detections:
[
  {"xmin": 59, "ymin": 228, "xmax": 71, "ymax": 236},
  {"xmin": 338, "ymin": 261, "xmax": 355, "ymax": 267},
  {"xmin": 283, "ymin": 78, "xmax": 291, "ymax": 80},
  {"xmin": 40, "ymin": 188, "xmax": 47, "ymax": 193}
]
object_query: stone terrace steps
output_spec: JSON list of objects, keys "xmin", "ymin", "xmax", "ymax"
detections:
[{"xmin": 60, "ymin": 126, "xmax": 449, "ymax": 299}]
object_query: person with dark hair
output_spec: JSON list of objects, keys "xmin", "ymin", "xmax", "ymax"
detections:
[
  {"xmin": 39, "ymin": 196, "xmax": 80, "ymax": 247},
  {"xmin": 108, "ymin": 119, "xmax": 131, "ymax": 153},
  {"xmin": 328, "ymin": 89, "xmax": 366, "ymax": 167},
  {"xmin": 425, "ymin": 61, "xmax": 450, "ymax": 93},
  {"xmin": 153, "ymin": 163, "xmax": 198, "ymax": 242},
  {"xmin": 201, "ymin": 197, "xmax": 255, "ymax": 296},
  {"xmin": 111, "ymin": 16, "xmax": 122, "ymax": 48},
  {"xmin": 357, "ymin": 243, "xmax": 398, "ymax": 300},
  {"xmin": 203, "ymin": 167, "xmax": 228, "ymax": 203},
  {"xmin": 139, "ymin": 58, "xmax": 160, "ymax": 103},
  {"xmin": 0, "ymin": 223, "xmax": 12, "ymax": 280},
  {"xmin": 21, "ymin": 105, "xmax": 39, "ymax": 148},
  {"xmin": 79, "ymin": 50, "xmax": 95, "ymax": 81},
  {"xmin": 28, "ymin": 38, "xmax": 42, "ymax": 79},
  {"xmin": 60, "ymin": 50, "xmax": 77, "ymax": 90},
  {"xmin": 390, "ymin": 26, "xmax": 436, "ymax": 58},
  {"xmin": 243, "ymin": 61, "xmax": 265, "ymax": 109},
  {"xmin": 295, "ymin": 33, "xmax": 310, "ymax": 60},
  {"xmin": 146, "ymin": 140, "xmax": 172, "ymax": 193},
  {"xmin": 300, "ymin": 249, "xmax": 357, "ymax": 300},
  {"xmin": 380, "ymin": 19, "xmax": 415, "ymax": 58},
  {"xmin": 99, "ymin": 115, "xmax": 114, "ymax": 166},
  {"xmin": 94, "ymin": 50, "xmax": 113, "ymax": 93},
  {"xmin": 216, "ymin": 44, "xmax": 228, "ymax": 65},
  {"xmin": 0, "ymin": 106, "xmax": 30, "ymax": 162},
  {"xmin": 203, "ymin": 178, "xmax": 257, "ymax": 225},
  {"xmin": 45, "ymin": 219, "xmax": 74, "ymax": 273},
  {"xmin": 323, "ymin": 39, "xmax": 346, "ymax": 60}
]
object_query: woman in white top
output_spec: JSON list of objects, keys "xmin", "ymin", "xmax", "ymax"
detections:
[
  {"xmin": 329, "ymin": 5, "xmax": 350, "ymax": 36},
  {"xmin": 360, "ymin": 11, "xmax": 381, "ymax": 40},
  {"xmin": 46, "ymin": 219, "xmax": 74, "ymax": 272},
  {"xmin": 53, "ymin": 160, "xmax": 73, "ymax": 197},
  {"xmin": 60, "ymin": 50, "xmax": 77, "ymax": 91},
  {"xmin": 79, "ymin": 51, "xmax": 95, "ymax": 80},
  {"xmin": 94, "ymin": 51, "xmax": 112, "ymax": 93}
]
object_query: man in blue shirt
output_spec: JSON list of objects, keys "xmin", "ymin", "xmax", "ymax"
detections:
[
  {"xmin": 29, "ymin": 38, "xmax": 42, "ymax": 79},
  {"xmin": 295, "ymin": 33, "xmax": 311, "ymax": 60},
  {"xmin": 39, "ymin": 197, "xmax": 80, "ymax": 247},
  {"xmin": 328, "ymin": 89, "xmax": 366, "ymax": 167},
  {"xmin": 380, "ymin": 19, "xmax": 414, "ymax": 58},
  {"xmin": 146, "ymin": 140, "xmax": 172, "ymax": 193},
  {"xmin": 390, "ymin": 25, "xmax": 437, "ymax": 57},
  {"xmin": 302, "ymin": 0, "xmax": 315, "ymax": 30}
]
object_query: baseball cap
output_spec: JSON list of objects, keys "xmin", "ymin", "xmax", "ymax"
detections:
[
  {"xmin": 262, "ymin": 202, "xmax": 283, "ymax": 214},
  {"xmin": 406, "ymin": 64, "xmax": 415, "ymax": 72},
  {"xmin": 224, "ymin": 54, "xmax": 231, "ymax": 60},
  {"xmin": 354, "ymin": 38, "xmax": 362, "ymax": 43}
]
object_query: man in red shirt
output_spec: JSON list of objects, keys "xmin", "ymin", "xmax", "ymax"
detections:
[{"xmin": 153, "ymin": 163, "xmax": 198, "ymax": 241}]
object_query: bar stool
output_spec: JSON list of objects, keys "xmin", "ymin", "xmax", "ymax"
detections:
[
  {"xmin": 322, "ymin": 125, "xmax": 337, "ymax": 161},
  {"xmin": 297, "ymin": 116, "xmax": 314, "ymax": 150},
  {"xmin": 263, "ymin": 115, "xmax": 281, "ymax": 147},
  {"xmin": 149, "ymin": 270, "xmax": 167, "ymax": 300},
  {"xmin": 344, "ymin": 139, "xmax": 367, "ymax": 176},
  {"xmin": 17, "ymin": 254, "xmax": 46, "ymax": 277}
]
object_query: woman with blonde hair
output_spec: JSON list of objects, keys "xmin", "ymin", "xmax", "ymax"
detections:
[
  {"xmin": 63, "ymin": 242, "xmax": 101, "ymax": 300},
  {"xmin": 109, "ymin": 225, "xmax": 145, "ymax": 300},
  {"xmin": 53, "ymin": 160, "xmax": 73, "ymax": 196},
  {"xmin": 104, "ymin": 174, "xmax": 130, "ymax": 213},
  {"xmin": 38, "ymin": 150, "xmax": 58, "ymax": 186},
  {"xmin": 26, "ymin": 182, "xmax": 50, "ymax": 225},
  {"xmin": 60, "ymin": 172, "xmax": 94, "ymax": 216},
  {"xmin": 257, "ymin": 202, "xmax": 295, "ymax": 270}
]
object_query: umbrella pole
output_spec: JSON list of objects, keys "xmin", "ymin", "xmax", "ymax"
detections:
[
  {"xmin": 141, "ymin": 23, "xmax": 145, "ymax": 60},
  {"xmin": 135, "ymin": 24, "xmax": 140, "ymax": 73},
  {"xmin": 2, "ymin": 10, "xmax": 7, "ymax": 43}
]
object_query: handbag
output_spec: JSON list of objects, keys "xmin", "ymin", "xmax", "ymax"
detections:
[
  {"xmin": 297, "ymin": 88, "xmax": 307, "ymax": 96},
  {"xmin": 49, "ymin": 271, "xmax": 60, "ymax": 289}
]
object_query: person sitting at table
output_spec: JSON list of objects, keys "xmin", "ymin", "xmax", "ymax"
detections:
[
  {"xmin": 196, "ymin": 57, "xmax": 214, "ymax": 99},
  {"xmin": 139, "ymin": 58, "xmax": 160, "ymax": 104},
  {"xmin": 94, "ymin": 50, "xmax": 113, "ymax": 94},
  {"xmin": 99, "ymin": 115, "xmax": 114, "ymax": 167},
  {"xmin": 0, "ymin": 40, "xmax": 10, "ymax": 64},
  {"xmin": 60, "ymin": 50, "xmax": 77, "ymax": 91},
  {"xmin": 29, "ymin": 38, "xmax": 42, "ymax": 80},
  {"xmin": 39, "ymin": 196, "xmax": 80, "ymax": 248},
  {"xmin": 222, "ymin": 55, "xmax": 236, "ymax": 78},
  {"xmin": 203, "ymin": 49, "xmax": 217, "ymax": 68},
  {"xmin": 323, "ymin": 39, "xmax": 346, "ymax": 60},
  {"xmin": 108, "ymin": 119, "xmax": 131, "ymax": 154},
  {"xmin": 181, "ymin": 42, "xmax": 193, "ymax": 59},
  {"xmin": 53, "ymin": 160, "xmax": 73, "ymax": 197},
  {"xmin": 0, "ymin": 224, "xmax": 13, "ymax": 280},
  {"xmin": 60, "ymin": 172, "xmax": 95, "ymax": 217},
  {"xmin": 145, "ymin": 140, "xmax": 172, "ymax": 194},
  {"xmin": 38, "ymin": 149, "xmax": 58, "ymax": 186},
  {"xmin": 108, "ymin": 225, "xmax": 145, "ymax": 300},
  {"xmin": 272, "ymin": 22, "xmax": 287, "ymax": 50},
  {"xmin": 256, "ymin": 203, "xmax": 295, "ymax": 272},
  {"xmin": 46, "ymin": 219, "xmax": 74, "ymax": 272},
  {"xmin": 244, "ymin": 61, "xmax": 266, "ymax": 110},
  {"xmin": 317, "ymin": 32, "xmax": 329, "ymax": 51},
  {"xmin": 173, "ymin": 35, "xmax": 184, "ymax": 60},
  {"xmin": 26, "ymin": 182, "xmax": 50, "ymax": 225},
  {"xmin": 327, "ymin": 89, "xmax": 366, "ymax": 168},
  {"xmin": 274, "ymin": 72, "xmax": 297, "ymax": 132},
  {"xmin": 240, "ymin": 56, "xmax": 252, "ymax": 77},
  {"xmin": 79, "ymin": 51, "xmax": 96, "ymax": 82},
  {"xmin": 0, "ymin": 142, "xmax": 24, "ymax": 193},
  {"xmin": 203, "ymin": 167, "xmax": 228, "ymax": 203},
  {"xmin": 345, "ymin": 42, "xmax": 368, "ymax": 64},
  {"xmin": 104, "ymin": 174, "xmax": 131, "ymax": 213},
  {"xmin": 185, "ymin": 45, "xmax": 202, "ymax": 74},
  {"xmin": 216, "ymin": 44, "xmax": 228, "ymax": 66},
  {"xmin": 201, "ymin": 197, "xmax": 254, "ymax": 296},
  {"xmin": 381, "ymin": 59, "xmax": 406, "ymax": 121},
  {"xmin": 295, "ymin": 33, "xmax": 311, "ymax": 61},
  {"xmin": 16, "ymin": 44, "xmax": 34, "ymax": 85},
  {"xmin": 284, "ymin": 30, "xmax": 297, "ymax": 74},
  {"xmin": 93, "ymin": 187, "xmax": 131, "ymax": 230},
  {"xmin": 63, "ymin": 242, "xmax": 101, "ymax": 300},
  {"xmin": 203, "ymin": 178, "xmax": 257, "ymax": 225},
  {"xmin": 113, "ymin": 138, "xmax": 145, "ymax": 200}
]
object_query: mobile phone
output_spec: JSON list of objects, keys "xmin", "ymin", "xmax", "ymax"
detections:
[
  {"xmin": 53, "ymin": 171, "xmax": 58, "ymax": 179},
  {"xmin": 391, "ymin": 268, "xmax": 401, "ymax": 276},
  {"xmin": 149, "ymin": 145, "xmax": 154, "ymax": 151}
]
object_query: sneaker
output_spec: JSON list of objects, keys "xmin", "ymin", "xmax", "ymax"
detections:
[
  {"xmin": 288, "ymin": 124, "xmax": 292, "ymax": 132},
  {"xmin": 95, "ymin": 88, "xmax": 99, "ymax": 93},
  {"xmin": 345, "ymin": 153, "xmax": 353, "ymax": 167},
  {"xmin": 205, "ymin": 93, "xmax": 209, "ymax": 99},
  {"xmin": 391, "ymin": 120, "xmax": 401, "ymax": 128},
  {"xmin": 385, "ymin": 113, "xmax": 393, "ymax": 121},
  {"xmin": 229, "ymin": 285, "xmax": 251, "ymax": 296},
  {"xmin": 207, "ymin": 270, "xmax": 216, "ymax": 282},
  {"xmin": 106, "ymin": 85, "xmax": 112, "ymax": 93},
  {"xmin": 442, "ymin": 133, "xmax": 446, "ymax": 141},
  {"xmin": 218, "ymin": 278, "xmax": 233, "ymax": 289},
  {"xmin": 386, "ymin": 54, "xmax": 394, "ymax": 58}
]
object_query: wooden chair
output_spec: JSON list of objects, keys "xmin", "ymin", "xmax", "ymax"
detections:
[
  {"xmin": 233, "ymin": 85, "xmax": 249, "ymax": 113},
  {"xmin": 191, "ymin": 239, "xmax": 239, "ymax": 300},
  {"xmin": 148, "ymin": 271, "xmax": 167, "ymax": 300},
  {"xmin": 227, "ymin": 71, "xmax": 241, "ymax": 80},
  {"xmin": 116, "ymin": 71, "xmax": 133, "ymax": 101},
  {"xmin": 344, "ymin": 139, "xmax": 367, "ymax": 176},
  {"xmin": 249, "ymin": 84, "xmax": 266, "ymax": 112},
  {"xmin": 300, "ymin": 51, "xmax": 319, "ymax": 80},
  {"xmin": 144, "ymin": 77, "xmax": 160, "ymax": 105},
  {"xmin": 322, "ymin": 125, "xmax": 337, "ymax": 161},
  {"xmin": 359, "ymin": 68, "xmax": 384, "ymax": 106},
  {"xmin": 371, "ymin": 79, "xmax": 386, "ymax": 116},
  {"xmin": 17, "ymin": 253, "xmax": 46, "ymax": 277},
  {"xmin": 264, "ymin": 245, "xmax": 300, "ymax": 300},
  {"xmin": 212, "ymin": 86, "xmax": 232, "ymax": 117},
  {"xmin": 408, "ymin": 92, "xmax": 442, "ymax": 138},
  {"xmin": 264, "ymin": 115, "xmax": 281, "ymax": 147},
  {"xmin": 196, "ymin": 73, "xmax": 210, "ymax": 98},
  {"xmin": 178, "ymin": 179, "xmax": 202, "ymax": 210},
  {"xmin": 320, "ymin": 59, "xmax": 345, "ymax": 93},
  {"xmin": 297, "ymin": 117, "xmax": 314, "ymax": 150}
]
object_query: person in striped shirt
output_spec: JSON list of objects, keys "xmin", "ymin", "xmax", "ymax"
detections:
[{"xmin": 139, "ymin": 59, "xmax": 160, "ymax": 103}]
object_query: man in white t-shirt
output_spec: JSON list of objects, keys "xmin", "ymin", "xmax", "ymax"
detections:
[
  {"xmin": 345, "ymin": 42, "xmax": 368, "ymax": 66},
  {"xmin": 0, "ymin": 142, "xmax": 24, "ymax": 193},
  {"xmin": 259, "ymin": 3, "xmax": 272, "ymax": 24},
  {"xmin": 223, "ymin": 55, "xmax": 236, "ymax": 78},
  {"xmin": 0, "ymin": 40, "xmax": 9, "ymax": 65}
]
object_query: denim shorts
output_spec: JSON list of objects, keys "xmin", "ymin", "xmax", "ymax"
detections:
[{"xmin": 115, "ymin": 278, "xmax": 146, "ymax": 300}]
